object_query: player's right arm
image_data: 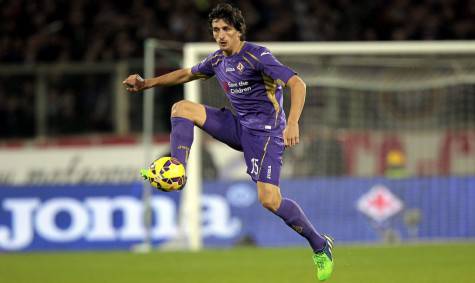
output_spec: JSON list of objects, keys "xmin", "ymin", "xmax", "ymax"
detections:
[{"xmin": 123, "ymin": 68, "xmax": 200, "ymax": 93}]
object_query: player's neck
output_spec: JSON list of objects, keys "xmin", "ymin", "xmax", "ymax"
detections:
[{"xmin": 224, "ymin": 41, "xmax": 245, "ymax": 56}]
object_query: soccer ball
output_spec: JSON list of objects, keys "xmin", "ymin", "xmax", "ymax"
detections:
[{"xmin": 146, "ymin": 157, "xmax": 186, "ymax": 192}]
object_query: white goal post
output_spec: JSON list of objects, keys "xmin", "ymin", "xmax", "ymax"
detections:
[{"xmin": 145, "ymin": 40, "xmax": 475, "ymax": 251}]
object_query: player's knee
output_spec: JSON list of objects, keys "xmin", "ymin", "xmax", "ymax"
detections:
[
  {"xmin": 257, "ymin": 183, "xmax": 282, "ymax": 212},
  {"xmin": 171, "ymin": 100, "xmax": 194, "ymax": 119},
  {"xmin": 258, "ymin": 194, "xmax": 280, "ymax": 212}
]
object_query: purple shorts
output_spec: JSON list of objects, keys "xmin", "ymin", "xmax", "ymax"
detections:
[{"xmin": 202, "ymin": 106, "xmax": 284, "ymax": 186}]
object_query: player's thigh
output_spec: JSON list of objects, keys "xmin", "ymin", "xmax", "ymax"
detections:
[
  {"xmin": 171, "ymin": 100, "xmax": 206, "ymax": 127},
  {"xmin": 242, "ymin": 131, "xmax": 284, "ymax": 186},
  {"xmin": 201, "ymin": 106, "xmax": 243, "ymax": 151}
]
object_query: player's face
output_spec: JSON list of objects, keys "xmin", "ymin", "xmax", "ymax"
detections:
[{"xmin": 212, "ymin": 19, "xmax": 242, "ymax": 55}]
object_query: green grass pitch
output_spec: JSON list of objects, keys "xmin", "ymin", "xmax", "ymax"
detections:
[{"xmin": 1, "ymin": 242, "xmax": 474, "ymax": 283}]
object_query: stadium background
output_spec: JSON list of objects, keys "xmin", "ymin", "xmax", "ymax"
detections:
[{"xmin": 1, "ymin": 0, "xmax": 475, "ymax": 282}]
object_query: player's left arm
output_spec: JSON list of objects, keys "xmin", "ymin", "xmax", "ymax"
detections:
[
  {"xmin": 283, "ymin": 75, "xmax": 306, "ymax": 148},
  {"xmin": 255, "ymin": 47, "xmax": 305, "ymax": 147}
]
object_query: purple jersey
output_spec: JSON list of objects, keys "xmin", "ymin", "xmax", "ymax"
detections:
[{"xmin": 191, "ymin": 42, "xmax": 296, "ymax": 137}]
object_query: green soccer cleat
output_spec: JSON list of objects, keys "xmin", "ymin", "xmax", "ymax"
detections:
[
  {"xmin": 313, "ymin": 234, "xmax": 334, "ymax": 281},
  {"xmin": 140, "ymin": 168, "xmax": 150, "ymax": 180}
]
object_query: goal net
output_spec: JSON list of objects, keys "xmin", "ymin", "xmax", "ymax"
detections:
[{"xmin": 153, "ymin": 41, "xmax": 475, "ymax": 250}]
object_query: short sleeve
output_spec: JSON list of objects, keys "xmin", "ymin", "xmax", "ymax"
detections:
[
  {"xmin": 191, "ymin": 54, "xmax": 215, "ymax": 78},
  {"xmin": 256, "ymin": 48, "xmax": 296, "ymax": 85}
]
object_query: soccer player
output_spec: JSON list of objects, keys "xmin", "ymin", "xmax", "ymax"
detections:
[{"xmin": 123, "ymin": 3, "xmax": 334, "ymax": 281}]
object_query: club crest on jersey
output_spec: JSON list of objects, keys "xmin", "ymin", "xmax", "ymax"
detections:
[{"xmin": 237, "ymin": 62, "xmax": 244, "ymax": 73}]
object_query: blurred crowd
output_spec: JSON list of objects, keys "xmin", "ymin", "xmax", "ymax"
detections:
[
  {"xmin": 1, "ymin": 0, "xmax": 475, "ymax": 139},
  {"xmin": 1, "ymin": 0, "xmax": 474, "ymax": 63}
]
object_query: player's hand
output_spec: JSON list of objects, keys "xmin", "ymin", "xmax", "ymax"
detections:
[
  {"xmin": 122, "ymin": 74, "xmax": 146, "ymax": 93},
  {"xmin": 283, "ymin": 122, "xmax": 300, "ymax": 148}
]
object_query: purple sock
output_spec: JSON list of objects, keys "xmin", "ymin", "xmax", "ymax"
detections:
[
  {"xmin": 274, "ymin": 198, "xmax": 326, "ymax": 253},
  {"xmin": 170, "ymin": 117, "xmax": 194, "ymax": 168}
]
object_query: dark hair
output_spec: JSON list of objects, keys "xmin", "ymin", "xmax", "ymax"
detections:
[{"xmin": 208, "ymin": 3, "xmax": 246, "ymax": 40}]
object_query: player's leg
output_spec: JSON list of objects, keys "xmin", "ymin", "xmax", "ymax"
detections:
[
  {"xmin": 256, "ymin": 182, "xmax": 326, "ymax": 247},
  {"xmin": 170, "ymin": 101, "xmax": 243, "ymax": 168},
  {"xmin": 242, "ymin": 132, "xmax": 333, "ymax": 281},
  {"xmin": 169, "ymin": 100, "xmax": 206, "ymax": 167},
  {"xmin": 258, "ymin": 182, "xmax": 333, "ymax": 280},
  {"xmin": 244, "ymin": 133, "xmax": 327, "ymax": 251},
  {"xmin": 257, "ymin": 182, "xmax": 334, "ymax": 281},
  {"xmin": 257, "ymin": 182, "xmax": 325, "ymax": 249},
  {"xmin": 200, "ymin": 106, "xmax": 243, "ymax": 151}
]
